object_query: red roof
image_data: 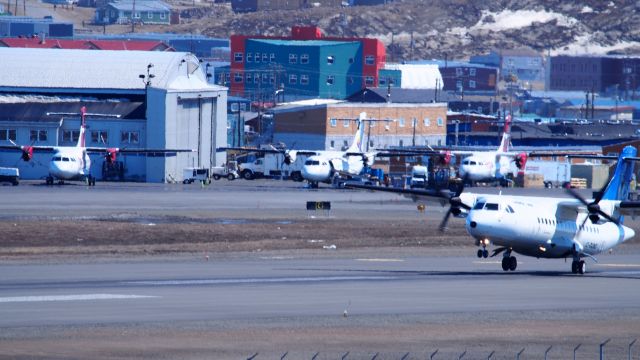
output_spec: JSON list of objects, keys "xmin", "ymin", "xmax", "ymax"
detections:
[{"xmin": 0, "ymin": 37, "xmax": 174, "ymax": 52}]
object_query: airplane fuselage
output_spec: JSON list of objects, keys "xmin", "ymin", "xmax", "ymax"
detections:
[
  {"xmin": 48, "ymin": 147, "xmax": 91, "ymax": 181},
  {"xmin": 459, "ymin": 153, "xmax": 513, "ymax": 182},
  {"xmin": 302, "ymin": 152, "xmax": 369, "ymax": 182},
  {"xmin": 462, "ymin": 193, "xmax": 635, "ymax": 259}
]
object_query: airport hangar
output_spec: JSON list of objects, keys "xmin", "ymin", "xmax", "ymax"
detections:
[{"xmin": 0, "ymin": 48, "xmax": 227, "ymax": 182}]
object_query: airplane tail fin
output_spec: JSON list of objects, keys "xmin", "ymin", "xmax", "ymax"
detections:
[
  {"xmin": 497, "ymin": 115, "xmax": 511, "ymax": 153},
  {"xmin": 77, "ymin": 106, "xmax": 87, "ymax": 148},
  {"xmin": 600, "ymin": 145, "xmax": 638, "ymax": 201},
  {"xmin": 346, "ymin": 112, "xmax": 366, "ymax": 153}
]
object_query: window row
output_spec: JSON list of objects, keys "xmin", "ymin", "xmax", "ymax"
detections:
[
  {"xmin": 234, "ymin": 52, "xmax": 378, "ymax": 66},
  {"xmin": 328, "ymin": 138, "xmax": 442, "ymax": 149},
  {"xmin": 329, "ymin": 117, "xmax": 443, "ymax": 127},
  {"xmin": 1, "ymin": 129, "xmax": 139, "ymax": 145}
]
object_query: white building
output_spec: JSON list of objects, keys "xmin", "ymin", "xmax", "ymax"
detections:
[{"xmin": 0, "ymin": 48, "xmax": 227, "ymax": 182}]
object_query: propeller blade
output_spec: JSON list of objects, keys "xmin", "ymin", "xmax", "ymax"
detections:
[{"xmin": 439, "ymin": 209, "xmax": 452, "ymax": 232}]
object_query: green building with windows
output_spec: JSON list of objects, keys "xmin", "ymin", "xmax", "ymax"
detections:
[
  {"xmin": 240, "ymin": 39, "xmax": 363, "ymax": 101},
  {"xmin": 96, "ymin": 0, "xmax": 171, "ymax": 25},
  {"xmin": 226, "ymin": 26, "xmax": 387, "ymax": 102}
]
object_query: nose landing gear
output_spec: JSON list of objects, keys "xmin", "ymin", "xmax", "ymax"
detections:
[{"xmin": 571, "ymin": 259, "xmax": 586, "ymax": 274}]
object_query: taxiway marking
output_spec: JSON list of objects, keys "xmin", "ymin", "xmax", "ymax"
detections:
[
  {"xmin": 0, "ymin": 294, "xmax": 158, "ymax": 303},
  {"xmin": 125, "ymin": 276, "xmax": 397, "ymax": 286}
]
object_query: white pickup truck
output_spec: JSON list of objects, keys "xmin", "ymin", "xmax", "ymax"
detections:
[{"xmin": 0, "ymin": 167, "xmax": 19, "ymax": 186}]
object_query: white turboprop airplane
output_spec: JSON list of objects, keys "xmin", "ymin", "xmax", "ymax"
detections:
[
  {"xmin": 347, "ymin": 145, "xmax": 640, "ymax": 274},
  {"xmin": 219, "ymin": 112, "xmax": 382, "ymax": 187},
  {"xmin": 0, "ymin": 106, "xmax": 194, "ymax": 185}
]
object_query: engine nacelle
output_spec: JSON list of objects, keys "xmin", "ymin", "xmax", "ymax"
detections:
[
  {"xmin": 515, "ymin": 152, "xmax": 528, "ymax": 171},
  {"xmin": 105, "ymin": 148, "xmax": 118, "ymax": 164},
  {"xmin": 284, "ymin": 150, "xmax": 297, "ymax": 165},
  {"xmin": 21, "ymin": 146, "xmax": 34, "ymax": 161}
]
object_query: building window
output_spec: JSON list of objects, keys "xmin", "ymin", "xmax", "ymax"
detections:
[
  {"xmin": 300, "ymin": 74, "xmax": 309, "ymax": 85},
  {"xmin": 365, "ymin": 55, "xmax": 374, "ymax": 65},
  {"xmin": 327, "ymin": 55, "xmax": 334, "ymax": 65},
  {"xmin": 91, "ymin": 130, "xmax": 108, "ymax": 144},
  {"xmin": 424, "ymin": 118, "xmax": 430, "ymax": 126},
  {"xmin": 289, "ymin": 74, "xmax": 297, "ymax": 84},
  {"xmin": 147, "ymin": 12, "xmax": 152, "ymax": 19},
  {"xmin": 300, "ymin": 54, "xmax": 309, "ymax": 64},
  {"xmin": 327, "ymin": 75, "xmax": 334, "ymax": 85},
  {"xmin": 254, "ymin": 73, "xmax": 260, "ymax": 83},
  {"xmin": 456, "ymin": 68, "xmax": 463, "ymax": 76},
  {"xmin": 365, "ymin": 76, "xmax": 374, "ymax": 86},
  {"xmin": 369, "ymin": 140, "xmax": 374, "ymax": 148},
  {"xmin": 469, "ymin": 80, "xmax": 476, "ymax": 88},
  {"xmin": 133, "ymin": 11, "xmax": 140, "ymax": 19},
  {"xmin": 246, "ymin": 73, "xmax": 252, "ymax": 84},
  {"xmin": 246, "ymin": 53, "xmax": 252, "ymax": 63},
  {"xmin": 349, "ymin": 57, "xmax": 354, "ymax": 64},
  {"xmin": 379, "ymin": 77, "xmax": 386, "ymax": 86},
  {"xmin": 262, "ymin": 73, "xmax": 268, "ymax": 82},
  {"xmin": 470, "ymin": 68, "xmax": 476, "ymax": 76},
  {"xmin": 289, "ymin": 53, "xmax": 297, "ymax": 64},
  {"xmin": 343, "ymin": 140, "xmax": 348, "ymax": 149},
  {"xmin": 234, "ymin": 52, "xmax": 243, "ymax": 63},
  {"xmin": 0, "ymin": 129, "xmax": 16, "ymax": 141},
  {"xmin": 399, "ymin": 118, "xmax": 405, "ymax": 127},
  {"xmin": 233, "ymin": 72, "xmax": 243, "ymax": 83},
  {"xmin": 399, "ymin": 139, "xmax": 404, "ymax": 147},
  {"xmin": 343, "ymin": 119, "xmax": 350, "ymax": 128},
  {"xmin": 330, "ymin": 140, "xmax": 335, "ymax": 148},
  {"xmin": 160, "ymin": 12, "xmax": 165, "ymax": 20},
  {"xmin": 254, "ymin": 53, "xmax": 260, "ymax": 63},
  {"xmin": 269, "ymin": 74, "xmax": 274, "ymax": 84},
  {"xmin": 330, "ymin": 118, "xmax": 337, "ymax": 127},
  {"xmin": 437, "ymin": 117, "xmax": 444, "ymax": 126},
  {"xmin": 30, "ymin": 129, "xmax": 47, "ymax": 142},
  {"xmin": 121, "ymin": 131, "xmax": 139, "ymax": 144},
  {"xmin": 262, "ymin": 53, "xmax": 268, "ymax": 62},
  {"xmin": 456, "ymin": 80, "xmax": 463, "ymax": 90}
]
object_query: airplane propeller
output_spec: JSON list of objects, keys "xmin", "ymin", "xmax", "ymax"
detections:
[
  {"xmin": 438, "ymin": 176, "xmax": 471, "ymax": 232},
  {"xmin": 565, "ymin": 186, "xmax": 619, "ymax": 230}
]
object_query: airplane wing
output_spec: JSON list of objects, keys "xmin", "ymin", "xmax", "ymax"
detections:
[
  {"xmin": 345, "ymin": 183, "xmax": 453, "ymax": 207},
  {"xmin": 0, "ymin": 143, "xmax": 56, "ymax": 152},
  {"xmin": 85, "ymin": 147, "xmax": 195, "ymax": 156},
  {"xmin": 216, "ymin": 147, "xmax": 318, "ymax": 156}
]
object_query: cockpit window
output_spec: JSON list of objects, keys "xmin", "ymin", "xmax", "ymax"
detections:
[
  {"xmin": 470, "ymin": 161, "xmax": 477, "ymax": 165},
  {"xmin": 484, "ymin": 203, "xmax": 499, "ymax": 211},
  {"xmin": 505, "ymin": 205, "xmax": 515, "ymax": 213},
  {"xmin": 53, "ymin": 156, "xmax": 62, "ymax": 161},
  {"xmin": 463, "ymin": 160, "xmax": 470, "ymax": 165},
  {"xmin": 305, "ymin": 160, "xmax": 320, "ymax": 166},
  {"xmin": 62, "ymin": 157, "xmax": 70, "ymax": 162},
  {"xmin": 473, "ymin": 202, "xmax": 485, "ymax": 210}
]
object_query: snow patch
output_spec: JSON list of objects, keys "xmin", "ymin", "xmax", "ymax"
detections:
[
  {"xmin": 471, "ymin": 9, "xmax": 578, "ymax": 31},
  {"xmin": 551, "ymin": 34, "xmax": 638, "ymax": 56}
]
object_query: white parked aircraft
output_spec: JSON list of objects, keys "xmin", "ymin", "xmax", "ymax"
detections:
[
  {"xmin": 0, "ymin": 106, "xmax": 194, "ymax": 185},
  {"xmin": 347, "ymin": 145, "xmax": 640, "ymax": 274},
  {"xmin": 219, "ymin": 112, "xmax": 385, "ymax": 187},
  {"xmin": 456, "ymin": 116, "xmax": 528, "ymax": 184}
]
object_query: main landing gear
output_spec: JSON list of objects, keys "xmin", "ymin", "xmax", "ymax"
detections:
[
  {"xmin": 571, "ymin": 258, "xmax": 586, "ymax": 274},
  {"xmin": 501, "ymin": 251, "xmax": 517, "ymax": 271}
]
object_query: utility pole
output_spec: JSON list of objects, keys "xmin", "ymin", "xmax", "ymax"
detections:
[{"xmin": 131, "ymin": 0, "xmax": 136, "ymax": 33}]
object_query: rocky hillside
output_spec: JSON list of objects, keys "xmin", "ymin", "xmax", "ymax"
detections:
[{"xmin": 172, "ymin": 0, "xmax": 640, "ymax": 60}]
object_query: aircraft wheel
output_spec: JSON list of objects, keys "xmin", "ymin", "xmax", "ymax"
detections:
[
  {"xmin": 501, "ymin": 257, "xmax": 509, "ymax": 271},
  {"xmin": 571, "ymin": 261, "xmax": 578, "ymax": 274},
  {"xmin": 477, "ymin": 249, "xmax": 483, "ymax": 258},
  {"xmin": 508, "ymin": 256, "xmax": 517, "ymax": 271},
  {"xmin": 578, "ymin": 260, "xmax": 586, "ymax": 274},
  {"xmin": 482, "ymin": 249, "xmax": 489, "ymax": 258},
  {"xmin": 46, "ymin": 176, "xmax": 53, "ymax": 185}
]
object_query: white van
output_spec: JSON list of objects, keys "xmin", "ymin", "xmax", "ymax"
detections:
[{"xmin": 0, "ymin": 167, "xmax": 19, "ymax": 186}]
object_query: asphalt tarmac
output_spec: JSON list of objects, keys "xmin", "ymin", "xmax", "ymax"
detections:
[{"xmin": 1, "ymin": 180, "xmax": 639, "ymax": 359}]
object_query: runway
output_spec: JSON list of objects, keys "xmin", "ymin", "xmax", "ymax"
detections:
[{"xmin": 2, "ymin": 254, "xmax": 640, "ymax": 328}]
